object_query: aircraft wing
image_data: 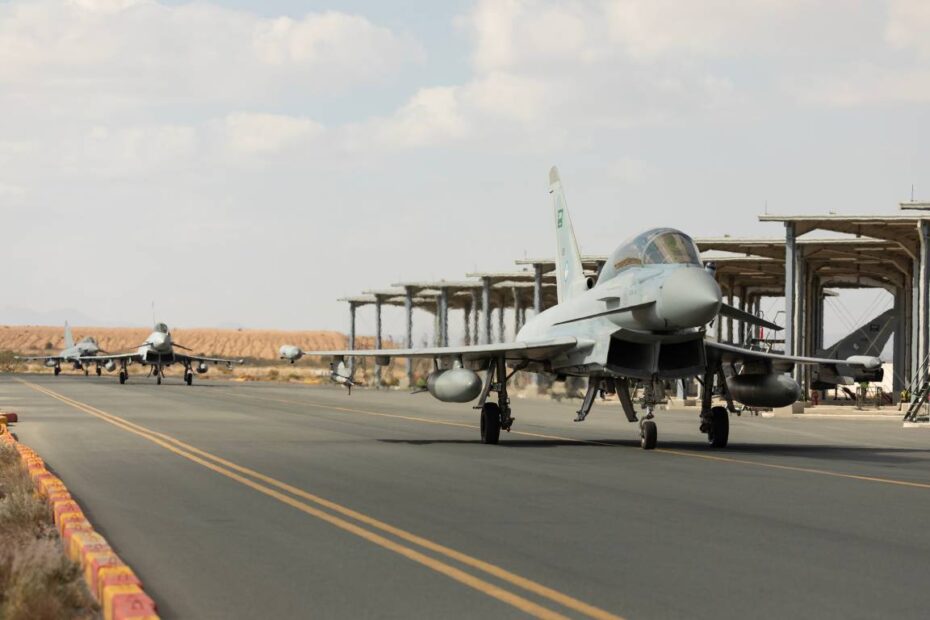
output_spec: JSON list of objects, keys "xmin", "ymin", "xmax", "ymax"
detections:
[
  {"xmin": 77, "ymin": 352, "xmax": 139, "ymax": 362},
  {"xmin": 177, "ymin": 353, "xmax": 244, "ymax": 366},
  {"xmin": 15, "ymin": 355, "xmax": 66, "ymax": 361},
  {"xmin": 301, "ymin": 337, "xmax": 580, "ymax": 363},
  {"xmin": 706, "ymin": 341, "xmax": 873, "ymax": 372}
]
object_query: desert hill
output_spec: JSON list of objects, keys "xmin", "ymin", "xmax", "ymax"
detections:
[{"xmin": 0, "ymin": 325, "xmax": 380, "ymax": 361}]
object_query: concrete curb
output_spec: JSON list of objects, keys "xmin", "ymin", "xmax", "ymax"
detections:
[{"xmin": 0, "ymin": 420, "xmax": 159, "ymax": 620}]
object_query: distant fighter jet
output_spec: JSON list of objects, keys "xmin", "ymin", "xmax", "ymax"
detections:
[
  {"xmin": 810, "ymin": 309, "xmax": 894, "ymax": 389},
  {"xmin": 17, "ymin": 322, "xmax": 106, "ymax": 376},
  {"xmin": 284, "ymin": 167, "xmax": 872, "ymax": 449},
  {"xmin": 86, "ymin": 323, "xmax": 243, "ymax": 385}
]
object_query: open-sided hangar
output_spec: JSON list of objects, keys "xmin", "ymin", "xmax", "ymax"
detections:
[{"xmin": 336, "ymin": 202, "xmax": 930, "ymax": 419}]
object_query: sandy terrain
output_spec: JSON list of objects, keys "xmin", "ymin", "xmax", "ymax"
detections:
[{"xmin": 0, "ymin": 325, "xmax": 379, "ymax": 361}]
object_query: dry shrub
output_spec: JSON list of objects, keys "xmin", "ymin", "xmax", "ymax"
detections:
[{"xmin": 0, "ymin": 443, "xmax": 98, "ymax": 619}]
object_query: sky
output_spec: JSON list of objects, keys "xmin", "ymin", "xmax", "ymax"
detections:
[{"xmin": 1, "ymin": 0, "xmax": 928, "ymax": 348}]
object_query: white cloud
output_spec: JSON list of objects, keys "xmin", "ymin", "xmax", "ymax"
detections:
[
  {"xmin": 224, "ymin": 113, "xmax": 323, "ymax": 154},
  {"xmin": 0, "ymin": 1, "xmax": 422, "ymax": 111},
  {"xmin": 886, "ymin": 0, "xmax": 930, "ymax": 58}
]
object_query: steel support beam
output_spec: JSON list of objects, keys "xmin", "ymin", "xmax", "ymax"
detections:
[
  {"xmin": 512, "ymin": 286, "xmax": 521, "ymax": 338},
  {"xmin": 463, "ymin": 303, "xmax": 471, "ymax": 347}
]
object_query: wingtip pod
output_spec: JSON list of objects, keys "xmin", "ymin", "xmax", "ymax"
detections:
[{"xmin": 548, "ymin": 166, "xmax": 560, "ymax": 188}]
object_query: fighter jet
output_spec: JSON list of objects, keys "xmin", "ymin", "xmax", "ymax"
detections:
[
  {"xmin": 286, "ymin": 167, "xmax": 871, "ymax": 449},
  {"xmin": 810, "ymin": 309, "xmax": 893, "ymax": 389},
  {"xmin": 85, "ymin": 322, "xmax": 243, "ymax": 385},
  {"xmin": 16, "ymin": 322, "xmax": 106, "ymax": 376}
]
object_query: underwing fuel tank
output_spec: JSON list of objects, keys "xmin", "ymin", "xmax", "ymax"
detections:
[
  {"xmin": 196, "ymin": 362, "xmax": 209, "ymax": 374},
  {"xmin": 427, "ymin": 368, "xmax": 483, "ymax": 403},
  {"xmin": 45, "ymin": 359, "xmax": 58, "ymax": 368},
  {"xmin": 727, "ymin": 373, "xmax": 801, "ymax": 408},
  {"xmin": 104, "ymin": 360, "xmax": 116, "ymax": 372}
]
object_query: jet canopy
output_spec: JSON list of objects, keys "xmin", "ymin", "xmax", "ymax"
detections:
[
  {"xmin": 598, "ymin": 228, "xmax": 702, "ymax": 283},
  {"xmin": 154, "ymin": 323, "xmax": 169, "ymax": 333}
]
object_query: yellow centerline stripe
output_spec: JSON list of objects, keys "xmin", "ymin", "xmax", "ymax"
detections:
[
  {"xmin": 226, "ymin": 387, "xmax": 930, "ymax": 490},
  {"xmin": 19, "ymin": 380, "xmax": 623, "ymax": 620}
]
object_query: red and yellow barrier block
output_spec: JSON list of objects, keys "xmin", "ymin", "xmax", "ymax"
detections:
[{"xmin": 1, "ymin": 429, "xmax": 159, "ymax": 619}]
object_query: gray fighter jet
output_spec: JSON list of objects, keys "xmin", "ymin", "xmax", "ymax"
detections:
[
  {"xmin": 16, "ymin": 322, "xmax": 106, "ymax": 376},
  {"xmin": 810, "ymin": 309, "xmax": 893, "ymax": 389},
  {"xmin": 84, "ymin": 322, "xmax": 243, "ymax": 385},
  {"xmin": 285, "ymin": 167, "xmax": 871, "ymax": 449}
]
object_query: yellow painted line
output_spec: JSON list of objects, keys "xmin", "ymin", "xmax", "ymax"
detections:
[
  {"xmin": 217, "ymin": 390, "xmax": 616, "ymax": 446},
  {"xmin": 226, "ymin": 387, "xmax": 930, "ymax": 490},
  {"xmin": 18, "ymin": 379, "xmax": 623, "ymax": 620}
]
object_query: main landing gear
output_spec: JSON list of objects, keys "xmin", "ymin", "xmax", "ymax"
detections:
[
  {"xmin": 54, "ymin": 366, "xmax": 61, "ymax": 376},
  {"xmin": 475, "ymin": 357, "xmax": 518, "ymax": 444},
  {"xmin": 698, "ymin": 366, "xmax": 729, "ymax": 448},
  {"xmin": 184, "ymin": 366, "xmax": 193, "ymax": 386},
  {"xmin": 119, "ymin": 370, "xmax": 127, "ymax": 384},
  {"xmin": 96, "ymin": 366, "xmax": 102, "ymax": 376}
]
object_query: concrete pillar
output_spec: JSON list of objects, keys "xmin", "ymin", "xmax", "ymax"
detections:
[
  {"xmin": 470, "ymin": 289, "xmax": 480, "ymax": 344},
  {"xmin": 463, "ymin": 303, "xmax": 471, "ymax": 347},
  {"xmin": 726, "ymin": 277, "xmax": 734, "ymax": 342},
  {"xmin": 481, "ymin": 278, "xmax": 491, "ymax": 345},
  {"xmin": 348, "ymin": 302, "xmax": 357, "ymax": 377},
  {"xmin": 497, "ymin": 306, "xmax": 505, "ymax": 343},
  {"xmin": 894, "ymin": 286, "xmax": 906, "ymax": 400},
  {"xmin": 795, "ymin": 255, "xmax": 806, "ymax": 385},
  {"xmin": 919, "ymin": 220, "xmax": 930, "ymax": 385},
  {"xmin": 404, "ymin": 288, "xmax": 413, "ymax": 387},
  {"xmin": 374, "ymin": 296, "xmax": 382, "ymax": 388},
  {"xmin": 533, "ymin": 264, "xmax": 543, "ymax": 314},
  {"xmin": 908, "ymin": 256, "xmax": 920, "ymax": 392},
  {"xmin": 784, "ymin": 223, "xmax": 796, "ymax": 358},
  {"xmin": 512, "ymin": 286, "xmax": 521, "ymax": 340},
  {"xmin": 737, "ymin": 286, "xmax": 747, "ymax": 344},
  {"xmin": 439, "ymin": 287, "xmax": 449, "ymax": 347}
]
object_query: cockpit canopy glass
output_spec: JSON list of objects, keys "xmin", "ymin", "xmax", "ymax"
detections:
[
  {"xmin": 598, "ymin": 228, "xmax": 701, "ymax": 283},
  {"xmin": 154, "ymin": 323, "xmax": 169, "ymax": 334}
]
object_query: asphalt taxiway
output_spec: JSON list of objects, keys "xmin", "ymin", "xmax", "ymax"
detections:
[{"xmin": 3, "ymin": 373, "xmax": 929, "ymax": 619}]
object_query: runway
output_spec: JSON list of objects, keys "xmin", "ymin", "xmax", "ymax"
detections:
[{"xmin": 3, "ymin": 373, "xmax": 929, "ymax": 619}]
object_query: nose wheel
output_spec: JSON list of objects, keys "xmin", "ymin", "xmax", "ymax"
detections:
[{"xmin": 640, "ymin": 408, "xmax": 657, "ymax": 450}]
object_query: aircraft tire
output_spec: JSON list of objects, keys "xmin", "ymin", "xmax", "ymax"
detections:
[
  {"xmin": 480, "ymin": 402, "xmax": 501, "ymax": 445},
  {"xmin": 641, "ymin": 420, "xmax": 657, "ymax": 450},
  {"xmin": 185, "ymin": 372, "xmax": 193, "ymax": 386},
  {"xmin": 84, "ymin": 368, "xmax": 89, "ymax": 376},
  {"xmin": 157, "ymin": 375, "xmax": 162, "ymax": 385},
  {"xmin": 119, "ymin": 371, "xmax": 127, "ymax": 384},
  {"xmin": 96, "ymin": 367, "xmax": 102, "ymax": 376},
  {"xmin": 708, "ymin": 406, "xmax": 729, "ymax": 448},
  {"xmin": 54, "ymin": 366, "xmax": 60, "ymax": 376}
]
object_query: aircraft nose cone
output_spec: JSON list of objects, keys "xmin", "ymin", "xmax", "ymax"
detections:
[{"xmin": 657, "ymin": 267, "xmax": 722, "ymax": 329}]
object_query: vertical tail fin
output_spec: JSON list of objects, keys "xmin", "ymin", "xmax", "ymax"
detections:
[
  {"xmin": 549, "ymin": 166, "xmax": 587, "ymax": 303},
  {"xmin": 63, "ymin": 321, "xmax": 74, "ymax": 349}
]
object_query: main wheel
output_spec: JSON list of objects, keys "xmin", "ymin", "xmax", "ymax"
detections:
[
  {"xmin": 480, "ymin": 402, "xmax": 502, "ymax": 445},
  {"xmin": 156, "ymin": 375, "xmax": 162, "ymax": 385},
  {"xmin": 96, "ymin": 367, "xmax": 102, "ymax": 376},
  {"xmin": 185, "ymin": 373, "xmax": 192, "ymax": 386},
  {"xmin": 708, "ymin": 406, "xmax": 729, "ymax": 448},
  {"xmin": 84, "ymin": 368, "xmax": 89, "ymax": 376},
  {"xmin": 54, "ymin": 366, "xmax": 61, "ymax": 376},
  {"xmin": 641, "ymin": 420, "xmax": 657, "ymax": 450},
  {"xmin": 119, "ymin": 371, "xmax": 127, "ymax": 384}
]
